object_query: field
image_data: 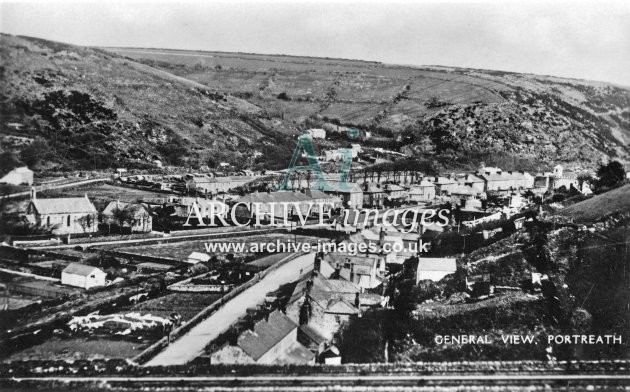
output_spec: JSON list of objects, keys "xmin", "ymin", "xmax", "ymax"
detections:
[
  {"xmin": 118, "ymin": 292, "xmax": 223, "ymax": 321},
  {"xmin": 6, "ymin": 337, "xmax": 144, "ymax": 361},
  {"xmin": 560, "ymin": 183, "xmax": 630, "ymax": 222}
]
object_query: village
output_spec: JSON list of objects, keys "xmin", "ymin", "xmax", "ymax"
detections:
[{"xmin": 0, "ymin": 128, "xmax": 611, "ymax": 367}]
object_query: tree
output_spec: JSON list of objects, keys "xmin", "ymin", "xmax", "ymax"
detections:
[
  {"xmin": 19, "ymin": 138, "xmax": 49, "ymax": 168},
  {"xmin": 77, "ymin": 214, "xmax": 96, "ymax": 233},
  {"xmin": 596, "ymin": 161, "xmax": 625, "ymax": 190},
  {"xmin": 111, "ymin": 206, "xmax": 135, "ymax": 232}
]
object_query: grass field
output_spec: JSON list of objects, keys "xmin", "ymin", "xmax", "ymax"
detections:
[
  {"xmin": 7, "ymin": 337, "xmax": 144, "ymax": 361},
  {"xmin": 560, "ymin": 184, "xmax": 630, "ymax": 222}
]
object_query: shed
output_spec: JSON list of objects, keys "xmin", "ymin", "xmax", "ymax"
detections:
[{"xmin": 61, "ymin": 263, "xmax": 106, "ymax": 289}]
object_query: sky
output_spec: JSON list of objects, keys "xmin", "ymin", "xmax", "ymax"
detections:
[{"xmin": 1, "ymin": 0, "xmax": 630, "ymax": 86}]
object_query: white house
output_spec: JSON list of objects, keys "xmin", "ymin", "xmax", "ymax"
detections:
[
  {"xmin": 0, "ymin": 166, "xmax": 33, "ymax": 186},
  {"xmin": 61, "ymin": 263, "xmax": 106, "ymax": 289},
  {"xmin": 26, "ymin": 189, "xmax": 98, "ymax": 235},
  {"xmin": 415, "ymin": 258, "xmax": 457, "ymax": 283}
]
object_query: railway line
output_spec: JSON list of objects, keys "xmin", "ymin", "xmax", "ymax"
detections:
[{"xmin": 3, "ymin": 373, "xmax": 629, "ymax": 391}]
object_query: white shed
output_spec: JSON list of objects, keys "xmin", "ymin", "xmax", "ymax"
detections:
[
  {"xmin": 61, "ymin": 263, "xmax": 107, "ymax": 289},
  {"xmin": 186, "ymin": 252, "xmax": 211, "ymax": 264}
]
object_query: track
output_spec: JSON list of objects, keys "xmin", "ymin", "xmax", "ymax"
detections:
[{"xmin": 3, "ymin": 374, "xmax": 629, "ymax": 391}]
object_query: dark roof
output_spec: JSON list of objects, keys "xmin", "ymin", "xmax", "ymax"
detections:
[{"xmin": 237, "ymin": 311, "xmax": 297, "ymax": 361}]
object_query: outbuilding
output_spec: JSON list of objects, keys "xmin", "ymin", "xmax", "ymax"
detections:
[{"xmin": 61, "ymin": 263, "xmax": 106, "ymax": 289}]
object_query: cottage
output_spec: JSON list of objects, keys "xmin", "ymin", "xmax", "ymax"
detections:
[
  {"xmin": 210, "ymin": 310, "xmax": 314, "ymax": 364},
  {"xmin": 432, "ymin": 176, "xmax": 458, "ymax": 195},
  {"xmin": 457, "ymin": 174, "xmax": 485, "ymax": 194},
  {"xmin": 102, "ymin": 201, "xmax": 152, "ymax": 233},
  {"xmin": 415, "ymin": 258, "xmax": 457, "ymax": 283},
  {"xmin": 384, "ymin": 183, "xmax": 408, "ymax": 202},
  {"xmin": 26, "ymin": 190, "xmax": 98, "ymax": 234},
  {"xmin": 61, "ymin": 263, "xmax": 106, "ymax": 289},
  {"xmin": 362, "ymin": 183, "xmax": 386, "ymax": 208},
  {"xmin": 286, "ymin": 259, "xmax": 387, "ymax": 341},
  {"xmin": 477, "ymin": 170, "xmax": 534, "ymax": 192},
  {"xmin": 409, "ymin": 180, "xmax": 436, "ymax": 202},
  {"xmin": 317, "ymin": 181, "xmax": 363, "ymax": 208}
]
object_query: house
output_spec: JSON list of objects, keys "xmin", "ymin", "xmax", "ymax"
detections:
[
  {"xmin": 457, "ymin": 174, "xmax": 485, "ymax": 194},
  {"xmin": 286, "ymin": 258, "xmax": 387, "ymax": 341},
  {"xmin": 432, "ymin": 176, "xmax": 458, "ymax": 195},
  {"xmin": 26, "ymin": 189, "xmax": 98, "ymax": 235},
  {"xmin": 102, "ymin": 201, "xmax": 152, "ymax": 233},
  {"xmin": 551, "ymin": 165, "xmax": 579, "ymax": 191},
  {"xmin": 415, "ymin": 258, "xmax": 457, "ymax": 283},
  {"xmin": 210, "ymin": 310, "xmax": 315, "ymax": 364},
  {"xmin": 0, "ymin": 166, "xmax": 33, "ymax": 186},
  {"xmin": 186, "ymin": 252, "xmax": 211, "ymax": 264},
  {"xmin": 409, "ymin": 180, "xmax": 436, "ymax": 202},
  {"xmin": 61, "ymin": 263, "xmax": 107, "ymax": 289},
  {"xmin": 324, "ymin": 252, "xmax": 386, "ymax": 290},
  {"xmin": 172, "ymin": 197, "xmax": 229, "ymax": 221},
  {"xmin": 384, "ymin": 183, "xmax": 408, "ymax": 202},
  {"xmin": 362, "ymin": 183, "xmax": 386, "ymax": 208},
  {"xmin": 317, "ymin": 181, "xmax": 363, "ymax": 208},
  {"xmin": 477, "ymin": 169, "xmax": 534, "ymax": 192}
]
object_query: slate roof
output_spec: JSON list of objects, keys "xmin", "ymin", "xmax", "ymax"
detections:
[
  {"xmin": 62, "ymin": 263, "xmax": 104, "ymax": 277},
  {"xmin": 31, "ymin": 196, "xmax": 97, "ymax": 215},
  {"xmin": 237, "ymin": 311, "xmax": 297, "ymax": 361},
  {"xmin": 326, "ymin": 298, "xmax": 359, "ymax": 315}
]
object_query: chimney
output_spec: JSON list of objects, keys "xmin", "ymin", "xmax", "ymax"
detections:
[
  {"xmin": 314, "ymin": 255, "xmax": 322, "ymax": 273},
  {"xmin": 30, "ymin": 187, "xmax": 36, "ymax": 201}
]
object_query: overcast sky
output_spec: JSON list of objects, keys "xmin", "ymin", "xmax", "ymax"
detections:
[{"xmin": 2, "ymin": 0, "xmax": 629, "ymax": 86}]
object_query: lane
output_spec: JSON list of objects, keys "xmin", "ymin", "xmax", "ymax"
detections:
[{"xmin": 145, "ymin": 252, "xmax": 315, "ymax": 366}]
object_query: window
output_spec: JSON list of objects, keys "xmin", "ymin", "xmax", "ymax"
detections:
[
  {"xmin": 46, "ymin": 216, "xmax": 50, "ymax": 226},
  {"xmin": 67, "ymin": 215, "xmax": 71, "ymax": 226}
]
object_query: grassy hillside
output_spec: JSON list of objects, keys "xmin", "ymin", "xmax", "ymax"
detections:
[
  {"xmin": 561, "ymin": 184, "xmax": 630, "ymax": 222},
  {"xmin": 1, "ymin": 34, "xmax": 629, "ymax": 173},
  {"xmin": 111, "ymin": 47, "xmax": 630, "ymax": 170},
  {"xmin": 0, "ymin": 35, "xmax": 297, "ymax": 172}
]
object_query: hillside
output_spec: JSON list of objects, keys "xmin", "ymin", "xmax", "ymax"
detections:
[
  {"xmin": 1, "ymin": 34, "xmax": 629, "ymax": 173},
  {"xmin": 0, "ymin": 35, "xmax": 297, "ymax": 172},
  {"xmin": 560, "ymin": 184, "xmax": 630, "ymax": 222},
  {"xmin": 111, "ymin": 47, "xmax": 630, "ymax": 170}
]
